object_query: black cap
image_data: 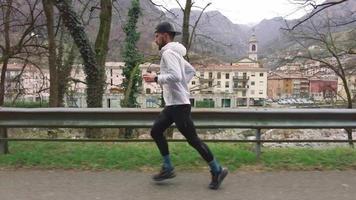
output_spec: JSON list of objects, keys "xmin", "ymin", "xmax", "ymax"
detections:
[{"xmin": 155, "ymin": 22, "xmax": 181, "ymax": 35}]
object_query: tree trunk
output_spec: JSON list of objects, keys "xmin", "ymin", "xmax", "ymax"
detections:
[
  {"xmin": 341, "ymin": 77, "xmax": 354, "ymax": 147},
  {"xmin": 182, "ymin": 0, "xmax": 192, "ymax": 48},
  {"xmin": 0, "ymin": 4, "xmax": 12, "ymax": 144},
  {"xmin": 0, "ymin": 128, "xmax": 9, "ymax": 154},
  {"xmin": 43, "ymin": 0, "xmax": 59, "ymax": 107},
  {"xmin": 95, "ymin": 0, "xmax": 112, "ymax": 71},
  {"xmin": 122, "ymin": 64, "xmax": 140, "ymax": 107},
  {"xmin": 0, "ymin": 59, "xmax": 9, "ymax": 106},
  {"xmin": 54, "ymin": 0, "xmax": 103, "ymax": 108},
  {"xmin": 84, "ymin": 0, "xmax": 112, "ymax": 138},
  {"xmin": 0, "ymin": 0, "xmax": 12, "ymax": 106},
  {"xmin": 57, "ymin": 44, "xmax": 76, "ymax": 107}
]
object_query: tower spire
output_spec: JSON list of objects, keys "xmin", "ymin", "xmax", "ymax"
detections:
[{"xmin": 248, "ymin": 29, "xmax": 258, "ymax": 61}]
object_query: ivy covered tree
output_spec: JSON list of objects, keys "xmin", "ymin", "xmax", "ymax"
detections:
[
  {"xmin": 121, "ymin": 0, "xmax": 143, "ymax": 108},
  {"xmin": 54, "ymin": 0, "xmax": 105, "ymax": 108}
]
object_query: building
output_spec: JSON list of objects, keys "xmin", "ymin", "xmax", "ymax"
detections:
[
  {"xmin": 337, "ymin": 73, "xmax": 356, "ymax": 102},
  {"xmin": 309, "ymin": 78, "xmax": 338, "ymax": 101},
  {"xmin": 2, "ymin": 63, "xmax": 50, "ymax": 102},
  {"xmin": 2, "ymin": 34, "xmax": 268, "ymax": 109},
  {"xmin": 267, "ymin": 71, "xmax": 309, "ymax": 99}
]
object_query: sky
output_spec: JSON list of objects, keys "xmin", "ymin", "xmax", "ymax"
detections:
[{"xmin": 152, "ymin": 0, "xmax": 326, "ymax": 25}]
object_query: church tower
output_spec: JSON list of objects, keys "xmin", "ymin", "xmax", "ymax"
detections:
[{"xmin": 248, "ymin": 29, "xmax": 258, "ymax": 61}]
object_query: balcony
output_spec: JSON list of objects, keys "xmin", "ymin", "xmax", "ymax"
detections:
[
  {"xmin": 199, "ymin": 78, "xmax": 214, "ymax": 84},
  {"xmin": 233, "ymin": 86, "xmax": 248, "ymax": 91},
  {"xmin": 233, "ymin": 76, "xmax": 249, "ymax": 82}
]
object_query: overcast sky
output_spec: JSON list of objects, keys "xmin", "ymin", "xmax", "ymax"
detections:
[{"xmin": 152, "ymin": 0, "xmax": 325, "ymax": 25}]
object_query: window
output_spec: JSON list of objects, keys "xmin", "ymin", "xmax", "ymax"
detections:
[
  {"xmin": 259, "ymin": 90, "xmax": 263, "ymax": 94},
  {"xmin": 146, "ymin": 99, "xmax": 155, "ymax": 108},
  {"xmin": 189, "ymin": 98, "xmax": 195, "ymax": 106},
  {"xmin": 242, "ymin": 91, "xmax": 246, "ymax": 97},
  {"xmin": 225, "ymin": 81, "xmax": 229, "ymax": 88},
  {"xmin": 191, "ymin": 81, "xmax": 195, "ymax": 85},
  {"xmin": 146, "ymin": 88, "xmax": 151, "ymax": 94},
  {"xmin": 225, "ymin": 73, "xmax": 230, "ymax": 79},
  {"xmin": 217, "ymin": 81, "xmax": 221, "ymax": 88},
  {"xmin": 221, "ymin": 99, "xmax": 231, "ymax": 108},
  {"xmin": 251, "ymin": 81, "xmax": 255, "ymax": 86},
  {"xmin": 251, "ymin": 90, "xmax": 255, "ymax": 95},
  {"xmin": 260, "ymin": 73, "xmax": 264, "ymax": 77},
  {"xmin": 217, "ymin": 72, "xmax": 221, "ymax": 79},
  {"xmin": 209, "ymin": 72, "xmax": 213, "ymax": 79},
  {"xmin": 208, "ymin": 81, "xmax": 213, "ymax": 87},
  {"xmin": 252, "ymin": 44, "xmax": 256, "ymax": 51},
  {"xmin": 251, "ymin": 72, "xmax": 255, "ymax": 77}
]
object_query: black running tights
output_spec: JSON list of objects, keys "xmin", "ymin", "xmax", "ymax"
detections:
[{"xmin": 150, "ymin": 104, "xmax": 214, "ymax": 163}]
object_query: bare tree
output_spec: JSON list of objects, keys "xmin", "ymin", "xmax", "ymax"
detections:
[
  {"xmin": 286, "ymin": 18, "xmax": 355, "ymax": 107},
  {"xmin": 0, "ymin": 0, "xmax": 47, "ymax": 154},
  {"xmin": 0, "ymin": 0, "xmax": 46, "ymax": 106},
  {"xmin": 286, "ymin": 0, "xmax": 351, "ymax": 30},
  {"xmin": 285, "ymin": 15, "xmax": 355, "ymax": 147}
]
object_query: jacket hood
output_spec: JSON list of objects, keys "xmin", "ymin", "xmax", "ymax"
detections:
[{"xmin": 160, "ymin": 42, "xmax": 187, "ymax": 56}]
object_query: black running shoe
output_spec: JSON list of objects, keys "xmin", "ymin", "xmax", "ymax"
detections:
[
  {"xmin": 152, "ymin": 167, "xmax": 176, "ymax": 181},
  {"xmin": 209, "ymin": 168, "xmax": 228, "ymax": 190}
]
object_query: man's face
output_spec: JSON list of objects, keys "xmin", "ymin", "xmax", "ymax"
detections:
[{"xmin": 155, "ymin": 32, "xmax": 168, "ymax": 50}]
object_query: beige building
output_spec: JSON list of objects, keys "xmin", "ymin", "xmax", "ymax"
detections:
[
  {"xmin": 3, "ymin": 63, "xmax": 50, "ymax": 102},
  {"xmin": 184, "ymin": 59, "xmax": 267, "ymax": 108},
  {"xmin": 337, "ymin": 73, "xmax": 356, "ymax": 102}
]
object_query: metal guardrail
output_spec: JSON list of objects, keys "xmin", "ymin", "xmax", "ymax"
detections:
[{"xmin": 0, "ymin": 108, "xmax": 356, "ymax": 156}]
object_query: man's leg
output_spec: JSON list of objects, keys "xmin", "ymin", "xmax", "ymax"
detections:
[
  {"xmin": 172, "ymin": 104, "xmax": 228, "ymax": 189},
  {"xmin": 151, "ymin": 107, "xmax": 173, "ymax": 157},
  {"xmin": 150, "ymin": 107, "xmax": 175, "ymax": 181},
  {"xmin": 171, "ymin": 105, "xmax": 214, "ymax": 162}
]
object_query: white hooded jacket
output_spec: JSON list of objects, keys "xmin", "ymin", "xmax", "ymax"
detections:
[{"xmin": 157, "ymin": 42, "xmax": 196, "ymax": 106}]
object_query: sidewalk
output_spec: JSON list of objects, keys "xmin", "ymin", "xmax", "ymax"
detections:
[{"xmin": 0, "ymin": 169, "xmax": 355, "ymax": 200}]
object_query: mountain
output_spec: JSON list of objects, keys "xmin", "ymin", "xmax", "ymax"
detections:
[
  {"xmin": 82, "ymin": 0, "xmax": 355, "ymax": 65},
  {"xmin": 11, "ymin": 0, "xmax": 354, "ymax": 65},
  {"xmin": 82, "ymin": 0, "xmax": 170, "ymax": 61},
  {"xmin": 166, "ymin": 9, "xmax": 250, "ymax": 61}
]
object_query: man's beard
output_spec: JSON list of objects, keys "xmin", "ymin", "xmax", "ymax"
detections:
[{"xmin": 158, "ymin": 41, "xmax": 167, "ymax": 50}]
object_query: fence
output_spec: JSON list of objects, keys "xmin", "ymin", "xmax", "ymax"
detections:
[{"xmin": 1, "ymin": 108, "xmax": 356, "ymax": 157}]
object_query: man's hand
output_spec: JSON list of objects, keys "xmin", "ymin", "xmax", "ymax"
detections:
[{"xmin": 143, "ymin": 73, "xmax": 157, "ymax": 82}]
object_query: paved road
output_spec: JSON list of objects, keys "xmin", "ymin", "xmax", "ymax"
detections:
[{"xmin": 0, "ymin": 169, "xmax": 355, "ymax": 200}]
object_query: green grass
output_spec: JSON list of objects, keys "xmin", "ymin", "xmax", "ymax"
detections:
[
  {"xmin": 0, "ymin": 142, "xmax": 356, "ymax": 171},
  {"xmin": 4, "ymin": 101, "xmax": 49, "ymax": 108}
]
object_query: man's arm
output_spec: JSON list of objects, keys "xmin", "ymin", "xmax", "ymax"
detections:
[
  {"xmin": 157, "ymin": 50, "xmax": 182, "ymax": 84},
  {"xmin": 183, "ymin": 59, "xmax": 196, "ymax": 83}
]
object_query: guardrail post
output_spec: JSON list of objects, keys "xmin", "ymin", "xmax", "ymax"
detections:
[
  {"xmin": 0, "ymin": 128, "xmax": 9, "ymax": 154},
  {"xmin": 346, "ymin": 128, "xmax": 354, "ymax": 148},
  {"xmin": 255, "ymin": 128, "xmax": 261, "ymax": 159}
]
